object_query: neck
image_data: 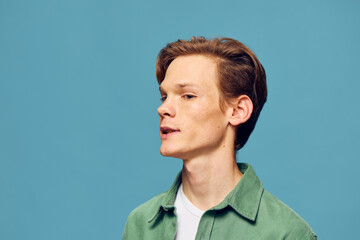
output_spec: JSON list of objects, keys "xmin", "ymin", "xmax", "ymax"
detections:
[{"xmin": 181, "ymin": 146, "xmax": 243, "ymax": 211}]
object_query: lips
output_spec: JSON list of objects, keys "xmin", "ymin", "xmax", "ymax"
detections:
[
  {"xmin": 160, "ymin": 126, "xmax": 180, "ymax": 139},
  {"xmin": 160, "ymin": 126, "xmax": 180, "ymax": 134}
]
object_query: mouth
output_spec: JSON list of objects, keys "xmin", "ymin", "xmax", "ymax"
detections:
[{"xmin": 160, "ymin": 126, "xmax": 180, "ymax": 139}]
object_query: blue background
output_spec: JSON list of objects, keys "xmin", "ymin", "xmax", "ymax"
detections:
[{"xmin": 1, "ymin": 0, "xmax": 359, "ymax": 239}]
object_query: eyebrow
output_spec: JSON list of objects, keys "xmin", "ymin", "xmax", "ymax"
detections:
[{"xmin": 159, "ymin": 82, "xmax": 200, "ymax": 93}]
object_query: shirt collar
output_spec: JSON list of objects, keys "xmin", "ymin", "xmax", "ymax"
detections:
[
  {"xmin": 147, "ymin": 171, "xmax": 182, "ymax": 223},
  {"xmin": 211, "ymin": 163, "xmax": 264, "ymax": 221},
  {"xmin": 148, "ymin": 163, "xmax": 264, "ymax": 223}
]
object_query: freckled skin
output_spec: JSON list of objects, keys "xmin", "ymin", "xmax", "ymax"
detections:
[{"xmin": 157, "ymin": 55, "xmax": 232, "ymax": 160}]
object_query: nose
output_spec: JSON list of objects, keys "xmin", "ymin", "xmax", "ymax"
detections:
[{"xmin": 157, "ymin": 98, "xmax": 175, "ymax": 118}]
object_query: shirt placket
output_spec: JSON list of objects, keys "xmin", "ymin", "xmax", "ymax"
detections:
[
  {"xmin": 195, "ymin": 210, "xmax": 216, "ymax": 240},
  {"xmin": 162, "ymin": 207, "xmax": 178, "ymax": 240}
]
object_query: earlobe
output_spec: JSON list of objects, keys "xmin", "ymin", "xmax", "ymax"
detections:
[{"xmin": 229, "ymin": 95, "xmax": 253, "ymax": 126}]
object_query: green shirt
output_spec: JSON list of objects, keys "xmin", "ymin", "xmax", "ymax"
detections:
[{"xmin": 123, "ymin": 163, "xmax": 317, "ymax": 240}]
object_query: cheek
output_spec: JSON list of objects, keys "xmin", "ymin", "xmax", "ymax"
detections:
[{"xmin": 191, "ymin": 106, "xmax": 227, "ymax": 132}]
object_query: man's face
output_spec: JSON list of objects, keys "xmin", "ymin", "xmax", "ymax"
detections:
[{"xmin": 158, "ymin": 55, "xmax": 232, "ymax": 160}]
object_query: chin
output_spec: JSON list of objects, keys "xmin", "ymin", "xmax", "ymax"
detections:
[
  {"xmin": 160, "ymin": 148, "xmax": 175, "ymax": 157},
  {"xmin": 160, "ymin": 146, "xmax": 185, "ymax": 159}
]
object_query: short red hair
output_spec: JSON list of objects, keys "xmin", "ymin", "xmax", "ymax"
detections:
[{"xmin": 156, "ymin": 37, "xmax": 267, "ymax": 150}]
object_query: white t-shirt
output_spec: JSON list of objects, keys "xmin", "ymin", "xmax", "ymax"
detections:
[{"xmin": 174, "ymin": 183, "xmax": 205, "ymax": 240}]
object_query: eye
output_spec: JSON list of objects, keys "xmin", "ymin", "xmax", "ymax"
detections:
[
  {"xmin": 160, "ymin": 95, "xmax": 167, "ymax": 102},
  {"xmin": 182, "ymin": 94, "xmax": 195, "ymax": 100}
]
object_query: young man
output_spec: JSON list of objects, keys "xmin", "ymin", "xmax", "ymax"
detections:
[{"xmin": 122, "ymin": 37, "xmax": 317, "ymax": 240}]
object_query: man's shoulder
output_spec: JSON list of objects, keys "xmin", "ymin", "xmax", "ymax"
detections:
[{"xmin": 259, "ymin": 190, "xmax": 317, "ymax": 239}]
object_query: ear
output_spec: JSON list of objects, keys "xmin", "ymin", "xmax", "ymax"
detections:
[{"xmin": 228, "ymin": 95, "xmax": 253, "ymax": 126}]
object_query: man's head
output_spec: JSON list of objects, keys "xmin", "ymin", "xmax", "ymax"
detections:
[{"xmin": 156, "ymin": 37, "xmax": 267, "ymax": 152}]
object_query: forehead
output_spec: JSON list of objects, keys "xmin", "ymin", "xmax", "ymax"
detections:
[{"xmin": 159, "ymin": 55, "xmax": 220, "ymax": 91}]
